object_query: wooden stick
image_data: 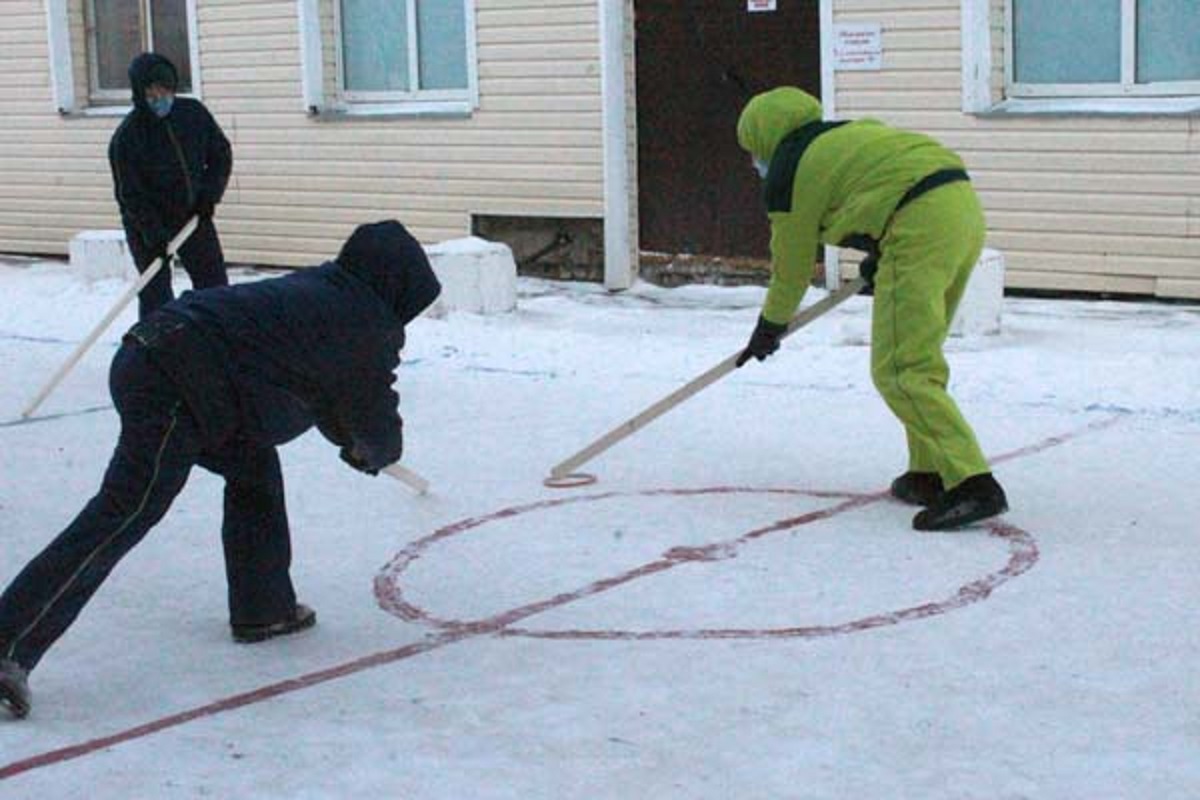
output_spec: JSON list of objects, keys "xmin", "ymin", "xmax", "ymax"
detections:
[
  {"xmin": 382, "ymin": 463, "xmax": 431, "ymax": 495},
  {"xmin": 547, "ymin": 278, "xmax": 866, "ymax": 480},
  {"xmin": 21, "ymin": 217, "xmax": 200, "ymax": 419}
]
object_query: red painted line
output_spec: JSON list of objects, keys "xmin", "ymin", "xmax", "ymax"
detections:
[
  {"xmin": 497, "ymin": 521, "xmax": 1037, "ymax": 641},
  {"xmin": 0, "ymin": 633, "xmax": 471, "ymax": 781},
  {"xmin": 989, "ymin": 414, "xmax": 1124, "ymax": 465},
  {"xmin": 379, "ymin": 490, "xmax": 1036, "ymax": 642},
  {"xmin": 0, "ymin": 414, "xmax": 1123, "ymax": 781},
  {"xmin": 376, "ymin": 492, "xmax": 878, "ymax": 631}
]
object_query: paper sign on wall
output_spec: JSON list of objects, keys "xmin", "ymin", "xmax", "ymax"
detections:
[
  {"xmin": 747, "ymin": 0, "xmax": 777, "ymax": 11},
  {"xmin": 833, "ymin": 24, "xmax": 883, "ymax": 71}
]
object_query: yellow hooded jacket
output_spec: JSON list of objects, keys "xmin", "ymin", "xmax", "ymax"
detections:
[{"xmin": 736, "ymin": 87, "xmax": 967, "ymax": 325}]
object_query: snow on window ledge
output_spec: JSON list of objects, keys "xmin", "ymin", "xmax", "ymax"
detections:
[
  {"xmin": 60, "ymin": 104, "xmax": 129, "ymax": 118},
  {"xmin": 312, "ymin": 100, "xmax": 474, "ymax": 121},
  {"xmin": 59, "ymin": 96, "xmax": 203, "ymax": 118},
  {"xmin": 977, "ymin": 96, "xmax": 1200, "ymax": 117}
]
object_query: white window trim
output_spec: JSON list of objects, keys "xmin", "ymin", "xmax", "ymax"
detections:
[
  {"xmin": 1004, "ymin": 0, "xmax": 1200, "ymax": 98},
  {"xmin": 960, "ymin": 0, "xmax": 993, "ymax": 113},
  {"xmin": 46, "ymin": 0, "xmax": 201, "ymax": 115},
  {"xmin": 297, "ymin": 0, "xmax": 324, "ymax": 112},
  {"xmin": 962, "ymin": 0, "xmax": 1200, "ymax": 115},
  {"xmin": 45, "ymin": 0, "xmax": 75, "ymax": 113},
  {"xmin": 186, "ymin": 0, "xmax": 203, "ymax": 98},
  {"xmin": 324, "ymin": 0, "xmax": 479, "ymax": 116}
]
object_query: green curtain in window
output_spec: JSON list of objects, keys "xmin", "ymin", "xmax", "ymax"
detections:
[
  {"xmin": 94, "ymin": 0, "xmax": 142, "ymax": 90},
  {"xmin": 342, "ymin": 0, "xmax": 409, "ymax": 92},
  {"xmin": 1137, "ymin": 0, "xmax": 1200, "ymax": 82},
  {"xmin": 1013, "ymin": 0, "xmax": 1120, "ymax": 84},
  {"xmin": 151, "ymin": 0, "xmax": 192, "ymax": 91},
  {"xmin": 417, "ymin": 1, "xmax": 467, "ymax": 90}
]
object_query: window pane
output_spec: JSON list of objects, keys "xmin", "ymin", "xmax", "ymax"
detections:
[
  {"xmin": 150, "ymin": 0, "xmax": 192, "ymax": 92},
  {"xmin": 1137, "ymin": 0, "xmax": 1200, "ymax": 83},
  {"xmin": 341, "ymin": 0, "xmax": 409, "ymax": 92},
  {"xmin": 93, "ymin": 0, "xmax": 143, "ymax": 91},
  {"xmin": 417, "ymin": 1, "xmax": 467, "ymax": 90},
  {"xmin": 1013, "ymin": 0, "xmax": 1120, "ymax": 83}
]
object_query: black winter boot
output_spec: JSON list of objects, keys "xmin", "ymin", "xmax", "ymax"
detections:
[
  {"xmin": 913, "ymin": 473, "xmax": 1008, "ymax": 531},
  {"xmin": 232, "ymin": 603, "xmax": 317, "ymax": 644},
  {"xmin": 0, "ymin": 658, "xmax": 30, "ymax": 720},
  {"xmin": 890, "ymin": 471, "xmax": 944, "ymax": 507}
]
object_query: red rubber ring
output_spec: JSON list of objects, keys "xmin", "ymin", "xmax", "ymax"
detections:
[{"xmin": 542, "ymin": 472, "xmax": 598, "ymax": 489}]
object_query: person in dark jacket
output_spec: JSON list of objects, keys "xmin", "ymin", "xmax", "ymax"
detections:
[
  {"xmin": 108, "ymin": 52, "xmax": 233, "ymax": 319},
  {"xmin": 0, "ymin": 220, "xmax": 441, "ymax": 720}
]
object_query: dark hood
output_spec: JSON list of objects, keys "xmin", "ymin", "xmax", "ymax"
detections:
[
  {"xmin": 128, "ymin": 52, "xmax": 178, "ymax": 115},
  {"xmin": 336, "ymin": 220, "xmax": 442, "ymax": 325}
]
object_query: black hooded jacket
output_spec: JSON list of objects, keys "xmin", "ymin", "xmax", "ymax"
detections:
[
  {"xmin": 108, "ymin": 53, "xmax": 232, "ymax": 251},
  {"xmin": 128, "ymin": 221, "xmax": 442, "ymax": 470}
]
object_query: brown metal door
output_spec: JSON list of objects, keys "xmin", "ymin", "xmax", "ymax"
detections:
[{"xmin": 635, "ymin": 1, "xmax": 822, "ymax": 259}]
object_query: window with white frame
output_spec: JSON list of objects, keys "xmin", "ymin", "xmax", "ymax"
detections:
[
  {"xmin": 85, "ymin": 0, "xmax": 195, "ymax": 102},
  {"xmin": 335, "ymin": 0, "xmax": 473, "ymax": 104},
  {"xmin": 1006, "ymin": 0, "xmax": 1200, "ymax": 97}
]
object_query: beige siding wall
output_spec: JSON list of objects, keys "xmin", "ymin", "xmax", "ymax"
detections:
[
  {"xmin": 0, "ymin": 0, "xmax": 606, "ymax": 267},
  {"xmin": 0, "ymin": 0, "xmax": 115, "ymax": 253},
  {"xmin": 833, "ymin": 0, "xmax": 1200, "ymax": 299}
]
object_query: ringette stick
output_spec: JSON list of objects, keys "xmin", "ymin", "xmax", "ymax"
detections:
[
  {"xmin": 547, "ymin": 278, "xmax": 866, "ymax": 481},
  {"xmin": 21, "ymin": 217, "xmax": 200, "ymax": 419},
  {"xmin": 383, "ymin": 463, "xmax": 431, "ymax": 495}
]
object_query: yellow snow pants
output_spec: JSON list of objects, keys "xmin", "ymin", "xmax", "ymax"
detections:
[{"xmin": 869, "ymin": 181, "xmax": 990, "ymax": 489}]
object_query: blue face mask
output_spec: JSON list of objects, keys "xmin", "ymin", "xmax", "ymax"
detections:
[
  {"xmin": 148, "ymin": 95, "xmax": 174, "ymax": 118},
  {"xmin": 753, "ymin": 157, "xmax": 770, "ymax": 179}
]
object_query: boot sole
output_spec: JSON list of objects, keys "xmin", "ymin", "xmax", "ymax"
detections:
[
  {"xmin": 232, "ymin": 608, "xmax": 317, "ymax": 644},
  {"xmin": 914, "ymin": 500, "xmax": 1009, "ymax": 532}
]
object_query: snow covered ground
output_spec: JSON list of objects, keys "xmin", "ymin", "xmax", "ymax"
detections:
[{"xmin": 1, "ymin": 257, "xmax": 1198, "ymax": 798}]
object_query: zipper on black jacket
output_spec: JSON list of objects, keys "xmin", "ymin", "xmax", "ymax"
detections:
[{"xmin": 165, "ymin": 120, "xmax": 195, "ymax": 210}]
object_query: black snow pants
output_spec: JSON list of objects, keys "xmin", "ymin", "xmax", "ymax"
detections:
[
  {"xmin": 126, "ymin": 216, "xmax": 227, "ymax": 320},
  {"xmin": 0, "ymin": 342, "xmax": 296, "ymax": 672}
]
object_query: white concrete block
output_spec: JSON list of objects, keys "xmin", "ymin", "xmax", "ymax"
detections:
[
  {"xmin": 69, "ymin": 229, "xmax": 136, "ymax": 283},
  {"xmin": 425, "ymin": 236, "xmax": 517, "ymax": 315},
  {"xmin": 949, "ymin": 247, "xmax": 1004, "ymax": 337}
]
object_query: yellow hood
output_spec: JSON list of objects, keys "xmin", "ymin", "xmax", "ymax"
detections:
[{"xmin": 736, "ymin": 87, "xmax": 825, "ymax": 161}]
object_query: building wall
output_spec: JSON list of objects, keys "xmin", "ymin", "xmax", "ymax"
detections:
[
  {"xmin": 832, "ymin": 0, "xmax": 1200, "ymax": 299},
  {"xmin": 0, "ymin": 0, "xmax": 607, "ymax": 267}
]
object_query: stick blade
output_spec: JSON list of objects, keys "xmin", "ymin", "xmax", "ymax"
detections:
[{"xmin": 383, "ymin": 463, "xmax": 430, "ymax": 494}]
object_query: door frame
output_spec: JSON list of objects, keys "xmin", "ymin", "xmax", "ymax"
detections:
[
  {"xmin": 599, "ymin": 0, "xmax": 633, "ymax": 289},
  {"xmin": 817, "ymin": 0, "xmax": 840, "ymax": 287},
  {"xmin": 602, "ymin": 0, "xmax": 840, "ymax": 289}
]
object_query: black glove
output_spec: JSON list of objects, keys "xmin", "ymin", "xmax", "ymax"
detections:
[
  {"xmin": 735, "ymin": 316, "xmax": 788, "ymax": 367},
  {"xmin": 140, "ymin": 227, "xmax": 170, "ymax": 266},
  {"xmin": 339, "ymin": 446, "xmax": 379, "ymax": 476},
  {"xmin": 859, "ymin": 252, "xmax": 879, "ymax": 288}
]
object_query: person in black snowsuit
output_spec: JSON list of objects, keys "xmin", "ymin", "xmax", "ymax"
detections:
[
  {"xmin": 108, "ymin": 52, "xmax": 233, "ymax": 319},
  {"xmin": 0, "ymin": 220, "xmax": 441, "ymax": 720}
]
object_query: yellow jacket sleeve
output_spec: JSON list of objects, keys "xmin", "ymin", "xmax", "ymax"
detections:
[{"xmin": 762, "ymin": 209, "xmax": 820, "ymax": 326}]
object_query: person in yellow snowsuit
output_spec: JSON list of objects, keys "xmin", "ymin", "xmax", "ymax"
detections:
[{"xmin": 734, "ymin": 86, "xmax": 1007, "ymax": 531}]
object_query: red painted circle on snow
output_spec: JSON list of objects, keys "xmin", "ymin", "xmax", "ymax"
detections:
[
  {"xmin": 542, "ymin": 472, "xmax": 598, "ymax": 488},
  {"xmin": 374, "ymin": 486, "xmax": 1039, "ymax": 641},
  {"xmin": 8, "ymin": 418, "xmax": 1123, "ymax": 781}
]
